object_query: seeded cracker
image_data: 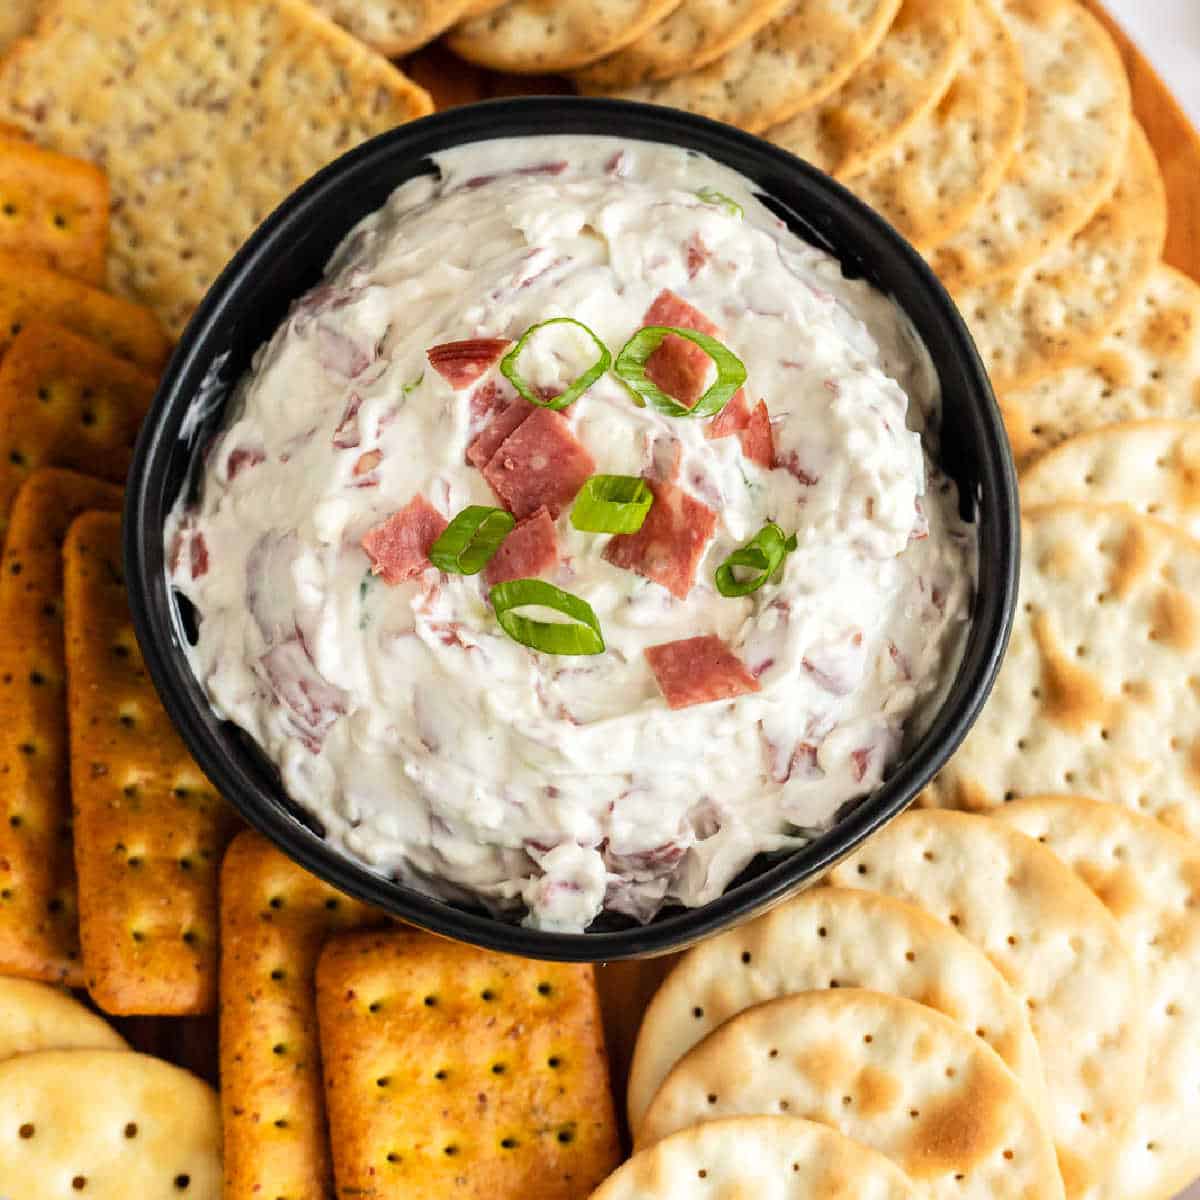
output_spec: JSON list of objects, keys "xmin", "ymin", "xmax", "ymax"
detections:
[
  {"xmin": 307, "ymin": 0, "xmax": 483, "ymax": 57},
  {"xmin": 63, "ymin": 511, "xmax": 239, "ymax": 1014},
  {"xmin": 0, "ymin": 0, "xmax": 433, "ymax": 339},
  {"xmin": 0, "ymin": 975, "xmax": 127, "ymax": 1062}
]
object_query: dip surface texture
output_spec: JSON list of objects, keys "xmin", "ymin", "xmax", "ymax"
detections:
[{"xmin": 168, "ymin": 135, "xmax": 974, "ymax": 931}]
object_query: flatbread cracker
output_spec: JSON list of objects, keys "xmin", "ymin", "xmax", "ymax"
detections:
[
  {"xmin": 1001, "ymin": 265, "xmax": 1200, "ymax": 467},
  {"xmin": 0, "ymin": 975, "xmax": 127, "ymax": 1062},
  {"xmin": 64, "ymin": 511, "xmax": 238, "ymax": 1014},
  {"xmin": 627, "ymin": 885, "xmax": 1047, "ymax": 1134},
  {"xmin": 316, "ymin": 928, "xmax": 621, "ymax": 1199},
  {"xmin": 579, "ymin": 0, "xmax": 903, "ymax": 136},
  {"xmin": 308, "ymin": 0, "xmax": 479, "ymax": 57},
  {"xmin": 0, "ymin": 1048, "xmax": 220, "ymax": 1198},
  {"xmin": 995, "ymin": 796, "xmax": 1200, "ymax": 1200},
  {"xmin": 766, "ymin": 0, "xmax": 969, "ymax": 180},
  {"xmin": 955, "ymin": 122, "xmax": 1166, "ymax": 392},
  {"xmin": 0, "ymin": 469, "xmax": 121, "ymax": 986},
  {"xmin": 220, "ymin": 831, "xmax": 381, "ymax": 1200},
  {"xmin": 0, "ymin": 1, "xmax": 38, "ymax": 54},
  {"xmin": 0, "ymin": 0, "xmax": 433, "ymax": 338},
  {"xmin": 928, "ymin": 0, "xmax": 1131, "ymax": 288}
]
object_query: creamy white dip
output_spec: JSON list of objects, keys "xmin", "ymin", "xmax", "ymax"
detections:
[{"xmin": 168, "ymin": 135, "xmax": 975, "ymax": 932}]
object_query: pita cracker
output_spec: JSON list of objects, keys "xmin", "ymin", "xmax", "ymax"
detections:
[
  {"xmin": 0, "ymin": 976, "xmax": 126, "ymax": 1062},
  {"xmin": 309, "ymin": 0, "xmax": 479, "ymax": 57}
]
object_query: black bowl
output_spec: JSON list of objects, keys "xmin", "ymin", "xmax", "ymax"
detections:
[{"xmin": 125, "ymin": 97, "xmax": 1018, "ymax": 962}]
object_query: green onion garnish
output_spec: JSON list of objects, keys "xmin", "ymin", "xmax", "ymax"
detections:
[
  {"xmin": 490, "ymin": 578, "xmax": 605, "ymax": 656},
  {"xmin": 403, "ymin": 371, "xmax": 424, "ymax": 395},
  {"xmin": 429, "ymin": 506, "xmax": 515, "ymax": 575},
  {"xmin": 571, "ymin": 474, "xmax": 654, "ymax": 534},
  {"xmin": 696, "ymin": 187, "xmax": 743, "ymax": 219},
  {"xmin": 715, "ymin": 523, "xmax": 798, "ymax": 597},
  {"xmin": 500, "ymin": 317, "xmax": 612, "ymax": 411},
  {"xmin": 614, "ymin": 326, "xmax": 747, "ymax": 419}
]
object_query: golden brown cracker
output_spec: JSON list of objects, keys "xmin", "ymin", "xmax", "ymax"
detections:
[
  {"xmin": 311, "ymin": 0, "xmax": 482, "ymax": 57},
  {"xmin": 0, "ymin": 1, "xmax": 38, "ymax": 57},
  {"xmin": 316, "ymin": 928, "xmax": 621, "ymax": 1199},
  {"xmin": 63, "ymin": 510, "xmax": 238, "ymax": 1014},
  {"xmin": 0, "ymin": 469, "xmax": 121, "ymax": 986}
]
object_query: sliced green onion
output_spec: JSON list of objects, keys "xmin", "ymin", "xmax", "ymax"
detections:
[
  {"xmin": 500, "ymin": 317, "xmax": 612, "ymax": 411},
  {"xmin": 614, "ymin": 326, "xmax": 747, "ymax": 419},
  {"xmin": 429, "ymin": 506, "xmax": 515, "ymax": 575},
  {"xmin": 402, "ymin": 371, "xmax": 424, "ymax": 395},
  {"xmin": 490, "ymin": 579, "xmax": 605, "ymax": 656},
  {"xmin": 696, "ymin": 186, "xmax": 743, "ymax": 219},
  {"xmin": 571, "ymin": 474, "xmax": 654, "ymax": 534},
  {"xmin": 715, "ymin": 523, "xmax": 798, "ymax": 597}
]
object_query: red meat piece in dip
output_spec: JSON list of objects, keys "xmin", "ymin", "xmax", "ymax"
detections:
[
  {"xmin": 739, "ymin": 400, "xmax": 775, "ymax": 468},
  {"xmin": 642, "ymin": 289, "xmax": 720, "ymax": 407},
  {"xmin": 427, "ymin": 337, "xmax": 510, "ymax": 389},
  {"xmin": 705, "ymin": 388, "xmax": 750, "ymax": 439},
  {"xmin": 466, "ymin": 396, "xmax": 536, "ymax": 468},
  {"xmin": 482, "ymin": 407, "xmax": 596, "ymax": 519},
  {"xmin": 361, "ymin": 494, "xmax": 447, "ymax": 584},
  {"xmin": 485, "ymin": 506, "xmax": 558, "ymax": 585},
  {"xmin": 645, "ymin": 635, "xmax": 761, "ymax": 709}
]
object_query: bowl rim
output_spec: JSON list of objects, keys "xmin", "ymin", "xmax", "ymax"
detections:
[{"xmin": 124, "ymin": 96, "xmax": 1019, "ymax": 961}]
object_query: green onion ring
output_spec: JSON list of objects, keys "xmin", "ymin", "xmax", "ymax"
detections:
[
  {"xmin": 695, "ymin": 187, "xmax": 744, "ymax": 219},
  {"xmin": 500, "ymin": 317, "xmax": 612, "ymax": 411},
  {"xmin": 715, "ymin": 523, "xmax": 798, "ymax": 597},
  {"xmin": 490, "ymin": 578, "xmax": 605, "ymax": 656},
  {"xmin": 429, "ymin": 506, "xmax": 515, "ymax": 575},
  {"xmin": 614, "ymin": 325, "xmax": 747, "ymax": 419},
  {"xmin": 571, "ymin": 474, "xmax": 654, "ymax": 534}
]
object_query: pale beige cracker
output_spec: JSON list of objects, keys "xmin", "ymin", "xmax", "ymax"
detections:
[
  {"xmin": 955, "ymin": 122, "xmax": 1166, "ymax": 393},
  {"xmin": 928, "ymin": 0, "xmax": 1131, "ymax": 288},
  {"xmin": 1001, "ymin": 265, "xmax": 1200, "ymax": 467},
  {"xmin": 0, "ymin": 1048, "xmax": 220, "ymax": 1198},
  {"xmin": 639, "ymin": 988, "xmax": 1063, "ymax": 1200},
  {"xmin": 309, "ymin": 0, "xmax": 480, "ymax": 57},
  {"xmin": 578, "ymin": 0, "xmax": 903, "ymax": 136},
  {"xmin": 0, "ymin": 975, "xmax": 126, "ymax": 1062},
  {"xmin": 594, "ymin": 1115, "xmax": 919, "ymax": 1200},
  {"xmin": 766, "ymin": 0, "xmax": 969, "ymax": 180},
  {"xmin": 448, "ymin": 0, "xmax": 686, "ymax": 73},
  {"xmin": 848, "ymin": 0, "xmax": 1025, "ymax": 249},
  {"xmin": 627, "ymin": 885, "xmax": 1047, "ymax": 1135},
  {"xmin": 995, "ymin": 796, "xmax": 1200, "ymax": 1200},
  {"xmin": 829, "ymin": 810, "xmax": 1147, "ymax": 1199},
  {"xmin": 0, "ymin": 0, "xmax": 433, "ymax": 338}
]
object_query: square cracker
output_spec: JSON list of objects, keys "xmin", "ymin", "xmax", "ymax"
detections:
[
  {"xmin": 0, "ymin": 468, "xmax": 121, "ymax": 986},
  {"xmin": 316, "ymin": 928, "xmax": 621, "ymax": 1199},
  {"xmin": 220, "ymin": 830, "xmax": 382, "ymax": 1200},
  {"xmin": 63, "ymin": 509, "xmax": 239, "ymax": 1014},
  {"xmin": 0, "ymin": 0, "xmax": 433, "ymax": 338}
]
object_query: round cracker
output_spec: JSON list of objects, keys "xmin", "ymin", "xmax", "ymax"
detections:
[
  {"xmin": 928, "ymin": 0, "xmax": 1131, "ymax": 288},
  {"xmin": 627, "ymin": 886, "xmax": 1047, "ymax": 1134},
  {"xmin": 447, "ymin": 0, "xmax": 686, "ymax": 74},
  {"xmin": 0, "ymin": 1049, "xmax": 220, "ymax": 1198},
  {"xmin": 765, "ymin": 0, "xmax": 969, "ymax": 180},
  {"xmin": 638, "ymin": 989, "xmax": 1063, "ymax": 1200},
  {"xmin": 594, "ymin": 1115, "xmax": 918, "ymax": 1200},
  {"xmin": 995, "ymin": 796, "xmax": 1200, "ymax": 1200},
  {"xmin": 579, "ymin": 0, "xmax": 903, "ymax": 135},
  {"xmin": 309, "ymin": 0, "xmax": 479, "ymax": 56},
  {"xmin": 0, "ymin": 977, "xmax": 127, "ymax": 1063},
  {"xmin": 829, "ymin": 810, "xmax": 1147, "ymax": 1199}
]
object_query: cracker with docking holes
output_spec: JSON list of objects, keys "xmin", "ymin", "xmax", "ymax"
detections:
[
  {"xmin": 0, "ymin": 469, "xmax": 121, "ymax": 986},
  {"xmin": 316, "ymin": 928, "xmax": 621, "ymax": 1200},
  {"xmin": 63, "ymin": 510, "xmax": 239, "ymax": 1014},
  {"xmin": 0, "ymin": 975, "xmax": 127, "ymax": 1062},
  {"xmin": 220, "ymin": 831, "xmax": 382, "ymax": 1200}
]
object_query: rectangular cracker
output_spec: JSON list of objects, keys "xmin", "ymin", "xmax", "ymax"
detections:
[
  {"xmin": 63, "ymin": 510, "xmax": 239, "ymax": 1014},
  {"xmin": 316, "ymin": 929, "xmax": 621, "ymax": 1199},
  {"xmin": 0, "ymin": 468, "xmax": 121, "ymax": 985},
  {"xmin": 0, "ymin": 134, "xmax": 109, "ymax": 283},
  {"xmin": 220, "ymin": 830, "xmax": 382, "ymax": 1200}
]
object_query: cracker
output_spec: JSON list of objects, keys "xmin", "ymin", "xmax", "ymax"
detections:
[
  {"xmin": 0, "ymin": 975, "xmax": 127, "ymax": 1062},
  {"xmin": 579, "ymin": 0, "xmax": 903, "ymax": 136},
  {"xmin": 63, "ymin": 510, "xmax": 238, "ymax": 1014},
  {"xmin": 995, "ymin": 796, "xmax": 1200, "ymax": 1200},
  {"xmin": 765, "ymin": 0, "xmax": 969, "ymax": 180},
  {"xmin": 220, "ymin": 830, "xmax": 381, "ymax": 1200},
  {"xmin": 308, "ymin": 0, "xmax": 477, "ymax": 57},
  {"xmin": 848, "ymin": 0, "xmax": 1025, "ymax": 249},
  {"xmin": 0, "ymin": 1048, "xmax": 220, "ymax": 1198},
  {"xmin": 638, "ymin": 989, "xmax": 1062, "ymax": 1200},
  {"xmin": 0, "ymin": 321, "xmax": 157, "ymax": 543},
  {"xmin": 0, "ymin": 0, "xmax": 433, "ymax": 339},
  {"xmin": 594, "ymin": 1115, "xmax": 918, "ymax": 1200},
  {"xmin": 627, "ymin": 885, "xmax": 1046, "ymax": 1135},
  {"xmin": 829, "ymin": 809, "xmax": 1147, "ymax": 1199},
  {"xmin": 1000, "ymin": 265, "xmax": 1200, "ymax": 467},
  {"xmin": 316, "ymin": 928, "xmax": 621, "ymax": 1199},
  {"xmin": 954, "ymin": 122, "xmax": 1166, "ymax": 393},
  {"xmin": 0, "ymin": 1, "xmax": 38, "ymax": 55},
  {"xmin": 928, "ymin": 0, "xmax": 1131, "ymax": 288},
  {"xmin": 0, "ymin": 469, "xmax": 121, "ymax": 986}
]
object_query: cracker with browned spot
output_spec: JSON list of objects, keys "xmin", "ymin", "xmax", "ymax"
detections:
[
  {"xmin": 0, "ymin": 469, "xmax": 121, "ymax": 986},
  {"xmin": 220, "ymin": 830, "xmax": 382, "ymax": 1200},
  {"xmin": 0, "ymin": 975, "xmax": 127, "ymax": 1062},
  {"xmin": 0, "ymin": 1, "xmax": 38, "ymax": 55},
  {"xmin": 63, "ymin": 510, "xmax": 238, "ymax": 1014},
  {"xmin": 316, "ymin": 928, "xmax": 621, "ymax": 1199}
]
